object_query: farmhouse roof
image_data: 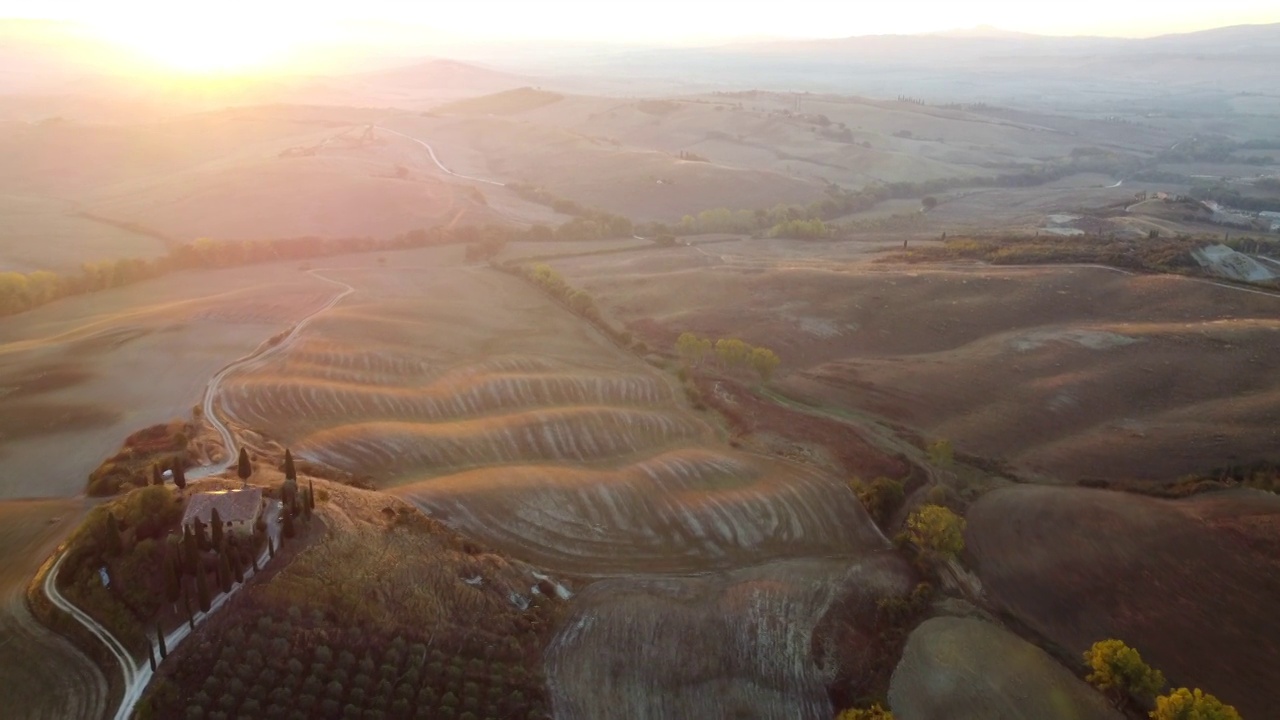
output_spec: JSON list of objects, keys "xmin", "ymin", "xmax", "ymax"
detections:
[{"xmin": 182, "ymin": 488, "xmax": 263, "ymax": 526}]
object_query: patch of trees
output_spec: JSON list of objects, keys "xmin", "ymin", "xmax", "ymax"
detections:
[
  {"xmin": 853, "ymin": 477, "xmax": 905, "ymax": 527},
  {"xmin": 676, "ymin": 150, "xmax": 710, "ymax": 162},
  {"xmin": 59, "ymin": 485, "xmax": 187, "ymax": 651},
  {"xmin": 87, "ymin": 420, "xmax": 195, "ymax": 496},
  {"xmin": 509, "ymin": 264, "xmax": 640, "ymax": 352},
  {"xmin": 506, "ymin": 182, "xmax": 634, "ymax": 239},
  {"xmin": 675, "ymin": 332, "xmax": 781, "ymax": 383},
  {"xmin": 1083, "ymin": 639, "xmax": 1241, "ymax": 719},
  {"xmin": 138, "ymin": 600, "xmax": 557, "ymax": 720}
]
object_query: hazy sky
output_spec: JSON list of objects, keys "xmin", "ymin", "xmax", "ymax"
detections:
[
  {"xmin": 6, "ymin": 1, "xmax": 1280, "ymax": 73},
  {"xmin": 11, "ymin": 0, "xmax": 1280, "ymax": 41}
]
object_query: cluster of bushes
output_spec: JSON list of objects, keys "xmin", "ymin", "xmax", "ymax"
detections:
[
  {"xmin": 59, "ymin": 485, "xmax": 187, "ymax": 651},
  {"xmin": 510, "ymin": 264, "xmax": 642, "ymax": 353},
  {"xmin": 86, "ymin": 420, "xmax": 194, "ymax": 496},
  {"xmin": 853, "ymin": 477, "xmax": 905, "ymax": 527},
  {"xmin": 674, "ymin": 332, "xmax": 781, "ymax": 382},
  {"xmin": 1083, "ymin": 639, "xmax": 1240, "ymax": 719},
  {"xmin": 140, "ymin": 605, "xmax": 553, "ymax": 720},
  {"xmin": 506, "ymin": 182, "xmax": 634, "ymax": 239},
  {"xmin": 827, "ymin": 582, "xmax": 934, "ymax": 718}
]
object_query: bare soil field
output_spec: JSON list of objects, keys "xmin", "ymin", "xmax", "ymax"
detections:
[
  {"xmin": 552, "ymin": 241, "xmax": 1280, "ymax": 482},
  {"xmin": 547, "ymin": 554, "xmax": 912, "ymax": 720},
  {"xmin": 888, "ymin": 616, "xmax": 1122, "ymax": 720},
  {"xmin": 0, "ymin": 260, "xmax": 347, "ymax": 498},
  {"xmin": 967, "ymin": 485, "xmax": 1280, "ymax": 720},
  {"xmin": 0, "ymin": 498, "xmax": 106, "ymax": 720}
]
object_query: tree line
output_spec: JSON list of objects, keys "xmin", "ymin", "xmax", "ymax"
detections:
[{"xmin": 675, "ymin": 332, "xmax": 780, "ymax": 382}]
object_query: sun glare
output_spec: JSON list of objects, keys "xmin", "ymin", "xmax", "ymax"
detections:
[{"xmin": 88, "ymin": 10, "xmax": 312, "ymax": 76}]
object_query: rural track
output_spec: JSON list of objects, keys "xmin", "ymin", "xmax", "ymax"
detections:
[
  {"xmin": 194, "ymin": 270, "xmax": 355, "ymax": 479},
  {"xmin": 40, "ymin": 270, "xmax": 349, "ymax": 720},
  {"xmin": 373, "ymin": 126, "xmax": 505, "ymax": 187},
  {"xmin": 42, "ymin": 500, "xmax": 285, "ymax": 720}
]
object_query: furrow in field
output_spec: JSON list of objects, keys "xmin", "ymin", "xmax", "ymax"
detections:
[
  {"xmin": 222, "ymin": 371, "xmax": 674, "ymax": 431},
  {"xmin": 297, "ymin": 407, "xmax": 709, "ymax": 481},
  {"xmin": 393, "ymin": 448, "xmax": 886, "ymax": 575}
]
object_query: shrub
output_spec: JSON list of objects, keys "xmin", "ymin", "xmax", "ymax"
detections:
[
  {"xmin": 906, "ymin": 505, "xmax": 966, "ymax": 560},
  {"xmin": 1150, "ymin": 688, "xmax": 1241, "ymax": 720},
  {"xmin": 855, "ymin": 477, "xmax": 905, "ymax": 526},
  {"xmin": 1084, "ymin": 639, "xmax": 1166, "ymax": 708}
]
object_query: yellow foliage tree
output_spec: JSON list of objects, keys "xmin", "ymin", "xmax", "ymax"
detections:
[
  {"xmin": 1150, "ymin": 688, "xmax": 1241, "ymax": 720},
  {"xmin": 926, "ymin": 439, "xmax": 953, "ymax": 468},
  {"xmin": 906, "ymin": 504, "xmax": 966, "ymax": 559},
  {"xmin": 835, "ymin": 705, "xmax": 893, "ymax": 720},
  {"xmin": 749, "ymin": 346, "xmax": 781, "ymax": 382},
  {"xmin": 676, "ymin": 332, "xmax": 712, "ymax": 366},
  {"xmin": 714, "ymin": 338, "xmax": 751, "ymax": 368},
  {"xmin": 1083, "ymin": 639, "xmax": 1166, "ymax": 708}
]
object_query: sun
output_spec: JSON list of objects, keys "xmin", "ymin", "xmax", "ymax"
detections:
[{"xmin": 88, "ymin": 10, "xmax": 307, "ymax": 76}]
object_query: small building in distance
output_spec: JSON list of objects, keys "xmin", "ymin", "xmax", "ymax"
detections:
[{"xmin": 182, "ymin": 488, "xmax": 264, "ymax": 534}]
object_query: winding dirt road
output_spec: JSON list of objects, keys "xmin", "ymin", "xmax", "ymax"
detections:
[
  {"xmin": 38, "ymin": 269, "xmax": 352, "ymax": 720},
  {"xmin": 374, "ymin": 126, "xmax": 505, "ymax": 187}
]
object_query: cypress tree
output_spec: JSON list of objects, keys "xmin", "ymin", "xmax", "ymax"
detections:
[
  {"xmin": 182, "ymin": 526, "xmax": 198, "ymax": 576},
  {"xmin": 216, "ymin": 553, "xmax": 232, "ymax": 593},
  {"xmin": 284, "ymin": 449, "xmax": 297, "ymax": 481},
  {"xmin": 164, "ymin": 556, "xmax": 181, "ymax": 603},
  {"xmin": 156, "ymin": 625, "xmax": 167, "ymax": 660},
  {"xmin": 194, "ymin": 517, "xmax": 209, "ymax": 551},
  {"xmin": 183, "ymin": 591, "xmax": 195, "ymax": 630},
  {"xmin": 105, "ymin": 513, "xmax": 123, "ymax": 556},
  {"xmin": 195, "ymin": 567, "xmax": 211, "ymax": 613},
  {"xmin": 210, "ymin": 508, "xmax": 224, "ymax": 550},
  {"xmin": 230, "ymin": 546, "xmax": 244, "ymax": 584},
  {"xmin": 237, "ymin": 447, "xmax": 252, "ymax": 480},
  {"xmin": 147, "ymin": 643, "xmax": 156, "ymax": 672},
  {"xmin": 282, "ymin": 505, "xmax": 296, "ymax": 539},
  {"xmin": 267, "ymin": 536, "xmax": 275, "ymax": 559},
  {"xmin": 172, "ymin": 462, "xmax": 186, "ymax": 490},
  {"xmin": 308, "ymin": 479, "xmax": 316, "ymax": 510}
]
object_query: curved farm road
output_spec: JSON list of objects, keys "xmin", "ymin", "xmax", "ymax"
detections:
[
  {"xmin": 374, "ymin": 126, "xmax": 505, "ymax": 187},
  {"xmin": 194, "ymin": 270, "xmax": 354, "ymax": 478},
  {"xmin": 37, "ymin": 270, "xmax": 350, "ymax": 720},
  {"xmin": 1, "ymin": 500, "xmax": 106, "ymax": 720}
]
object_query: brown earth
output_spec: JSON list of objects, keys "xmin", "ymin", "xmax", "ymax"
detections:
[
  {"xmin": 967, "ymin": 485, "xmax": 1280, "ymax": 720},
  {"xmin": 550, "ymin": 239, "xmax": 1280, "ymax": 483}
]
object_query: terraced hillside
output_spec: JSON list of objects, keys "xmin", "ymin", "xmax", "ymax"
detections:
[
  {"xmin": 218, "ymin": 249, "xmax": 886, "ymax": 574},
  {"xmin": 213, "ymin": 246, "xmax": 901, "ymax": 718}
]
